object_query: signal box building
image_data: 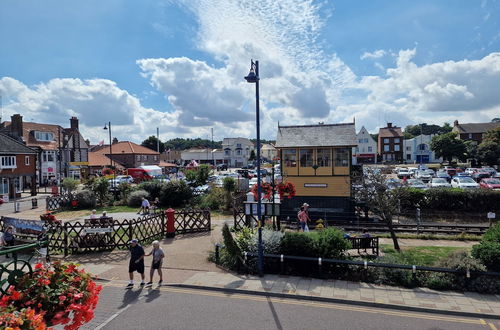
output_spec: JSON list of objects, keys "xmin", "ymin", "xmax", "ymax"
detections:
[{"xmin": 275, "ymin": 123, "xmax": 357, "ymax": 220}]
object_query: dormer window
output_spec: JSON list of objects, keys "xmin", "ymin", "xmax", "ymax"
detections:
[{"xmin": 35, "ymin": 131, "xmax": 54, "ymax": 141}]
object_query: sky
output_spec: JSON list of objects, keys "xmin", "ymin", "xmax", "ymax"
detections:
[{"xmin": 1, "ymin": 0, "xmax": 500, "ymax": 144}]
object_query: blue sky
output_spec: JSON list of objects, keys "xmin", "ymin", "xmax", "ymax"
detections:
[{"xmin": 1, "ymin": 0, "xmax": 499, "ymax": 142}]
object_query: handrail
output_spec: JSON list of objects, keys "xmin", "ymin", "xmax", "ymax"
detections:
[
  {"xmin": 0, "ymin": 241, "xmax": 47, "ymax": 256},
  {"xmin": 243, "ymin": 252, "xmax": 500, "ymax": 277}
]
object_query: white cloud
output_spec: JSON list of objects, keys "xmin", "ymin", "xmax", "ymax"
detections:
[{"xmin": 360, "ymin": 49, "xmax": 387, "ymax": 60}]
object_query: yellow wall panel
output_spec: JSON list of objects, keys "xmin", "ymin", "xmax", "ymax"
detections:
[
  {"xmin": 334, "ymin": 167, "xmax": 349, "ymax": 175},
  {"xmin": 285, "ymin": 176, "xmax": 351, "ymax": 197}
]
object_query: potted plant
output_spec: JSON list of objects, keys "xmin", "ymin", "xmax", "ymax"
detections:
[
  {"xmin": 277, "ymin": 181, "xmax": 296, "ymax": 199},
  {"xmin": 251, "ymin": 182, "xmax": 273, "ymax": 200}
]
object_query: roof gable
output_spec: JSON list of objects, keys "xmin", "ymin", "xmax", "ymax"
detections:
[
  {"xmin": 275, "ymin": 123, "xmax": 357, "ymax": 148},
  {"xmin": 454, "ymin": 122, "xmax": 500, "ymax": 134},
  {"xmin": 0, "ymin": 133, "xmax": 37, "ymax": 154}
]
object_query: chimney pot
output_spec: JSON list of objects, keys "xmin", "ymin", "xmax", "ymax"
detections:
[
  {"xmin": 10, "ymin": 114, "xmax": 24, "ymax": 138},
  {"xmin": 453, "ymin": 120, "xmax": 459, "ymax": 127},
  {"xmin": 387, "ymin": 122, "xmax": 392, "ymax": 128},
  {"xmin": 70, "ymin": 117, "xmax": 79, "ymax": 130}
]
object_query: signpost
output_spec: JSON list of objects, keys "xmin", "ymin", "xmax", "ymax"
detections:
[{"xmin": 487, "ymin": 212, "xmax": 496, "ymax": 227}]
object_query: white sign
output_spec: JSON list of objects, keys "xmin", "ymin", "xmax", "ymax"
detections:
[
  {"xmin": 84, "ymin": 227, "xmax": 113, "ymax": 234},
  {"xmin": 304, "ymin": 183, "xmax": 328, "ymax": 188},
  {"xmin": 487, "ymin": 212, "xmax": 496, "ymax": 219}
]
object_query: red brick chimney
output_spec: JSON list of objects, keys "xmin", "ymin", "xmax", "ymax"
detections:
[
  {"xmin": 10, "ymin": 114, "xmax": 23, "ymax": 138},
  {"xmin": 387, "ymin": 122, "xmax": 393, "ymax": 128},
  {"xmin": 70, "ymin": 116, "xmax": 79, "ymax": 130}
]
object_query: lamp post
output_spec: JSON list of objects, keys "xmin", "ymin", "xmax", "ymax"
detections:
[
  {"xmin": 103, "ymin": 122, "xmax": 114, "ymax": 192},
  {"xmin": 245, "ymin": 59, "xmax": 263, "ymax": 276}
]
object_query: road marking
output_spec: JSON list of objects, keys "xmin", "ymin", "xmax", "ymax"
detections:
[
  {"xmin": 102, "ymin": 282, "xmax": 485, "ymax": 326},
  {"xmin": 489, "ymin": 322, "xmax": 498, "ymax": 330}
]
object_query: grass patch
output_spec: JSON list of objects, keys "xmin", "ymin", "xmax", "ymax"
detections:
[
  {"xmin": 380, "ymin": 244, "xmax": 469, "ymax": 266},
  {"xmin": 55, "ymin": 205, "xmax": 138, "ymax": 219},
  {"xmin": 375, "ymin": 233, "xmax": 481, "ymax": 241}
]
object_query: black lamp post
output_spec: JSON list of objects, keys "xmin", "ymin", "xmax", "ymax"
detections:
[
  {"xmin": 103, "ymin": 122, "xmax": 115, "ymax": 192},
  {"xmin": 244, "ymin": 59, "xmax": 264, "ymax": 276}
]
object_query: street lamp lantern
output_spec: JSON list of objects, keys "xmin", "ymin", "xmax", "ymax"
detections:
[{"xmin": 244, "ymin": 59, "xmax": 264, "ymax": 276}]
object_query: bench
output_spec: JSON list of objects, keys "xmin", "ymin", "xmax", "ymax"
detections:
[{"xmin": 347, "ymin": 237, "xmax": 379, "ymax": 256}]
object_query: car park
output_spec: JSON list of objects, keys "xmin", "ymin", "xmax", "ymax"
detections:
[
  {"xmin": 443, "ymin": 166, "xmax": 457, "ymax": 177},
  {"xmin": 435, "ymin": 170, "xmax": 451, "ymax": 181},
  {"xmin": 397, "ymin": 168, "xmax": 411, "ymax": 179},
  {"xmin": 406, "ymin": 179, "xmax": 428, "ymax": 189},
  {"xmin": 481, "ymin": 167, "xmax": 497, "ymax": 177},
  {"xmin": 465, "ymin": 168, "xmax": 478, "ymax": 176},
  {"xmin": 216, "ymin": 164, "xmax": 228, "ymax": 171},
  {"xmin": 416, "ymin": 170, "xmax": 433, "ymax": 182},
  {"xmin": 428, "ymin": 177, "xmax": 451, "ymax": 188},
  {"xmin": 472, "ymin": 170, "xmax": 490, "ymax": 182},
  {"xmin": 479, "ymin": 178, "xmax": 500, "ymax": 190},
  {"xmin": 385, "ymin": 178, "xmax": 402, "ymax": 190},
  {"xmin": 451, "ymin": 176, "xmax": 479, "ymax": 189}
]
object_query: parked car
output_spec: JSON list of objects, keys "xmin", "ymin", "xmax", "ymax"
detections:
[
  {"xmin": 397, "ymin": 168, "xmax": 411, "ymax": 179},
  {"xmin": 436, "ymin": 170, "xmax": 451, "ymax": 181},
  {"xmin": 385, "ymin": 178, "xmax": 402, "ymax": 190},
  {"xmin": 465, "ymin": 168, "xmax": 478, "ymax": 176},
  {"xmin": 408, "ymin": 167, "xmax": 418, "ymax": 177},
  {"xmin": 406, "ymin": 179, "xmax": 428, "ymax": 190},
  {"xmin": 451, "ymin": 177, "xmax": 479, "ymax": 189},
  {"xmin": 248, "ymin": 177, "xmax": 258, "ymax": 188},
  {"xmin": 416, "ymin": 170, "xmax": 434, "ymax": 182},
  {"xmin": 443, "ymin": 166, "xmax": 457, "ymax": 177},
  {"xmin": 428, "ymin": 177, "xmax": 451, "ymax": 188},
  {"xmin": 472, "ymin": 170, "xmax": 490, "ymax": 182},
  {"xmin": 481, "ymin": 167, "xmax": 497, "ymax": 177},
  {"xmin": 216, "ymin": 164, "xmax": 228, "ymax": 171},
  {"xmin": 479, "ymin": 178, "xmax": 500, "ymax": 190}
]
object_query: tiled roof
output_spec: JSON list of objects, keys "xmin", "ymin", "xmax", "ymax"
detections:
[
  {"xmin": 275, "ymin": 123, "xmax": 357, "ymax": 148},
  {"xmin": 88, "ymin": 152, "xmax": 125, "ymax": 169},
  {"xmin": 0, "ymin": 132, "xmax": 37, "ymax": 154},
  {"xmin": 92, "ymin": 141, "xmax": 159, "ymax": 155},
  {"xmin": 3, "ymin": 121, "xmax": 61, "ymax": 150},
  {"xmin": 379, "ymin": 126, "xmax": 403, "ymax": 138},
  {"xmin": 453, "ymin": 122, "xmax": 500, "ymax": 134}
]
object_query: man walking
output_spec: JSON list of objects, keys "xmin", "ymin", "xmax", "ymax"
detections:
[{"xmin": 127, "ymin": 239, "xmax": 145, "ymax": 288}]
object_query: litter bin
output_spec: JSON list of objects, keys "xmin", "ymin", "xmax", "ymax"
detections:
[
  {"xmin": 32, "ymin": 198, "xmax": 38, "ymax": 209},
  {"xmin": 14, "ymin": 201, "xmax": 21, "ymax": 213}
]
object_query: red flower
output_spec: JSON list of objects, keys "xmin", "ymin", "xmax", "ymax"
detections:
[
  {"xmin": 35, "ymin": 263, "xmax": 43, "ymax": 270},
  {"xmin": 59, "ymin": 295, "xmax": 67, "ymax": 302}
]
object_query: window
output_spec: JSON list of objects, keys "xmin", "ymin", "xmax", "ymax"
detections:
[
  {"xmin": 384, "ymin": 145, "xmax": 390, "ymax": 152},
  {"xmin": 394, "ymin": 145, "xmax": 400, "ymax": 151},
  {"xmin": 407, "ymin": 154, "xmax": 412, "ymax": 160},
  {"xmin": 42, "ymin": 151, "xmax": 55, "ymax": 162},
  {"xmin": 136, "ymin": 155, "xmax": 140, "ymax": 161},
  {"xmin": 418, "ymin": 144, "xmax": 426, "ymax": 151},
  {"xmin": 154, "ymin": 156, "xmax": 158, "ymax": 161},
  {"xmin": 384, "ymin": 138, "xmax": 389, "ymax": 143},
  {"xmin": 316, "ymin": 148, "xmax": 331, "ymax": 167},
  {"xmin": 0, "ymin": 156, "xmax": 16, "ymax": 169},
  {"xmin": 283, "ymin": 149, "xmax": 297, "ymax": 167},
  {"xmin": 142, "ymin": 155, "xmax": 147, "ymax": 160},
  {"xmin": 25, "ymin": 156, "xmax": 30, "ymax": 165},
  {"xmin": 394, "ymin": 138, "xmax": 400, "ymax": 143},
  {"xmin": 35, "ymin": 131, "xmax": 54, "ymax": 141},
  {"xmin": 358, "ymin": 139, "xmax": 363, "ymax": 143},
  {"xmin": 468, "ymin": 133, "xmax": 472, "ymax": 139},
  {"xmin": 224, "ymin": 149, "xmax": 230, "ymax": 156},
  {"xmin": 236, "ymin": 143, "xmax": 242, "ymax": 148},
  {"xmin": 406, "ymin": 146, "xmax": 411, "ymax": 151},
  {"xmin": 367, "ymin": 146, "xmax": 373, "ymax": 152},
  {"xmin": 334, "ymin": 148, "xmax": 349, "ymax": 167},
  {"xmin": 236, "ymin": 149, "xmax": 241, "ymax": 156},
  {"xmin": 355, "ymin": 147, "xmax": 359, "ymax": 153},
  {"xmin": 299, "ymin": 149, "xmax": 314, "ymax": 167}
]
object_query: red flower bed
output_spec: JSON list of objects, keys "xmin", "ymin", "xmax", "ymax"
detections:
[
  {"xmin": 0, "ymin": 262, "xmax": 102, "ymax": 330},
  {"xmin": 251, "ymin": 182, "xmax": 273, "ymax": 200},
  {"xmin": 40, "ymin": 211, "xmax": 61, "ymax": 226}
]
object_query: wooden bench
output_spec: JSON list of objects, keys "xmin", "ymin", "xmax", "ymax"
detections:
[{"xmin": 347, "ymin": 237, "xmax": 379, "ymax": 256}]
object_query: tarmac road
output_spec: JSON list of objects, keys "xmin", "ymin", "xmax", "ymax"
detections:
[{"xmin": 89, "ymin": 284, "xmax": 498, "ymax": 330}]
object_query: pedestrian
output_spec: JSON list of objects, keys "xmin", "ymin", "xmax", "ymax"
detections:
[
  {"xmin": 298, "ymin": 206, "xmax": 310, "ymax": 232},
  {"xmin": 145, "ymin": 240, "xmax": 164, "ymax": 286},
  {"xmin": 362, "ymin": 228, "xmax": 371, "ymax": 238},
  {"xmin": 90, "ymin": 209, "xmax": 98, "ymax": 219},
  {"xmin": 127, "ymin": 239, "xmax": 145, "ymax": 288},
  {"xmin": 37, "ymin": 228, "xmax": 50, "ymax": 264},
  {"xmin": 302, "ymin": 203, "xmax": 311, "ymax": 232},
  {"xmin": 151, "ymin": 197, "xmax": 160, "ymax": 214},
  {"xmin": 3, "ymin": 226, "xmax": 15, "ymax": 258},
  {"xmin": 138, "ymin": 197, "xmax": 150, "ymax": 215}
]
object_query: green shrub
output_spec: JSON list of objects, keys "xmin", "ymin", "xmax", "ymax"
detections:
[
  {"xmin": 62, "ymin": 177, "xmax": 79, "ymax": 193},
  {"xmin": 281, "ymin": 232, "xmax": 316, "ymax": 258},
  {"xmin": 313, "ymin": 228, "xmax": 351, "ymax": 259},
  {"xmin": 117, "ymin": 182, "xmax": 133, "ymax": 202},
  {"xmin": 368, "ymin": 254, "xmax": 417, "ymax": 288},
  {"xmin": 472, "ymin": 223, "xmax": 500, "ymax": 272},
  {"xmin": 91, "ymin": 177, "xmax": 110, "ymax": 206},
  {"xmin": 160, "ymin": 180, "xmax": 193, "ymax": 207},
  {"xmin": 138, "ymin": 181, "xmax": 165, "ymax": 201},
  {"xmin": 75, "ymin": 190, "xmax": 96, "ymax": 208},
  {"xmin": 199, "ymin": 187, "xmax": 225, "ymax": 210},
  {"xmin": 234, "ymin": 227, "xmax": 254, "ymax": 253},
  {"xmin": 127, "ymin": 190, "xmax": 150, "ymax": 207},
  {"xmin": 247, "ymin": 229, "xmax": 283, "ymax": 255}
]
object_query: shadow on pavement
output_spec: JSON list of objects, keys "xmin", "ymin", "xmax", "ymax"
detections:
[{"xmin": 119, "ymin": 287, "xmax": 143, "ymax": 309}]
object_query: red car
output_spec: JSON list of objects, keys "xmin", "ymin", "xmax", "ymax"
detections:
[{"xmin": 479, "ymin": 178, "xmax": 500, "ymax": 190}]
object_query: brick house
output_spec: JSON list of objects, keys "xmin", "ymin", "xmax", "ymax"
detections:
[
  {"xmin": 89, "ymin": 141, "xmax": 160, "ymax": 174},
  {"xmin": 378, "ymin": 123, "xmax": 403, "ymax": 163},
  {"xmin": 452, "ymin": 120, "xmax": 500, "ymax": 144},
  {"xmin": 1, "ymin": 114, "xmax": 89, "ymax": 184},
  {"xmin": 0, "ymin": 132, "xmax": 38, "ymax": 198}
]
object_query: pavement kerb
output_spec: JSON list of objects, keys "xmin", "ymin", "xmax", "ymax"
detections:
[{"xmin": 166, "ymin": 283, "xmax": 500, "ymax": 321}]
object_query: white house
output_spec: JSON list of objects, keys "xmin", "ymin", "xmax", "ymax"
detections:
[
  {"xmin": 352, "ymin": 126, "xmax": 377, "ymax": 164},
  {"xmin": 222, "ymin": 138, "xmax": 254, "ymax": 168},
  {"xmin": 180, "ymin": 148, "xmax": 224, "ymax": 166},
  {"xmin": 260, "ymin": 143, "xmax": 277, "ymax": 162},
  {"xmin": 403, "ymin": 134, "xmax": 442, "ymax": 163}
]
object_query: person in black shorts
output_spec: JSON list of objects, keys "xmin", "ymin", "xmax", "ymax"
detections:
[
  {"xmin": 145, "ymin": 240, "xmax": 165, "ymax": 286},
  {"xmin": 127, "ymin": 239, "xmax": 145, "ymax": 288}
]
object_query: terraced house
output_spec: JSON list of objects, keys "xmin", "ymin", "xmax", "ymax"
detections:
[{"xmin": 275, "ymin": 123, "xmax": 357, "ymax": 220}]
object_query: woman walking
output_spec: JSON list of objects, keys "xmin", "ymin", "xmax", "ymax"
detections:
[{"xmin": 146, "ymin": 240, "xmax": 165, "ymax": 286}]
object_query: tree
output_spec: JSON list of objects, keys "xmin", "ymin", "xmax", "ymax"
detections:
[
  {"xmin": 477, "ymin": 127, "xmax": 500, "ymax": 166},
  {"xmin": 430, "ymin": 132, "xmax": 466, "ymax": 164},
  {"xmin": 353, "ymin": 168, "xmax": 404, "ymax": 251},
  {"xmin": 141, "ymin": 135, "xmax": 165, "ymax": 153},
  {"xmin": 222, "ymin": 177, "xmax": 237, "ymax": 211},
  {"xmin": 492, "ymin": 118, "xmax": 500, "ymax": 123},
  {"xmin": 404, "ymin": 123, "xmax": 453, "ymax": 139},
  {"xmin": 61, "ymin": 178, "xmax": 79, "ymax": 193},
  {"xmin": 164, "ymin": 138, "xmax": 222, "ymax": 150},
  {"xmin": 185, "ymin": 164, "xmax": 212, "ymax": 187},
  {"xmin": 249, "ymin": 150, "xmax": 256, "ymax": 161},
  {"xmin": 92, "ymin": 177, "xmax": 110, "ymax": 206},
  {"xmin": 464, "ymin": 140, "xmax": 479, "ymax": 165}
]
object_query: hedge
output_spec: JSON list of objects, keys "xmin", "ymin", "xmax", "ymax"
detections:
[{"xmin": 399, "ymin": 188, "xmax": 500, "ymax": 212}]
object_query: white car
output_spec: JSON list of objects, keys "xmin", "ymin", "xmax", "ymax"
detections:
[
  {"xmin": 406, "ymin": 179, "xmax": 428, "ymax": 190},
  {"xmin": 451, "ymin": 177, "xmax": 479, "ymax": 189},
  {"xmin": 465, "ymin": 168, "xmax": 478, "ymax": 176},
  {"xmin": 416, "ymin": 170, "xmax": 432, "ymax": 182},
  {"xmin": 248, "ymin": 177, "xmax": 258, "ymax": 188},
  {"xmin": 428, "ymin": 178, "xmax": 451, "ymax": 188},
  {"xmin": 397, "ymin": 169, "xmax": 411, "ymax": 179}
]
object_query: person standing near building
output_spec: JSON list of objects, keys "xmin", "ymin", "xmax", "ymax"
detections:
[{"xmin": 127, "ymin": 239, "xmax": 145, "ymax": 288}]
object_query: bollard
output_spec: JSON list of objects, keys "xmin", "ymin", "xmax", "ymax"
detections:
[
  {"xmin": 215, "ymin": 244, "xmax": 221, "ymax": 265},
  {"xmin": 165, "ymin": 208, "xmax": 175, "ymax": 238},
  {"xmin": 14, "ymin": 201, "xmax": 21, "ymax": 213},
  {"xmin": 32, "ymin": 198, "xmax": 38, "ymax": 209}
]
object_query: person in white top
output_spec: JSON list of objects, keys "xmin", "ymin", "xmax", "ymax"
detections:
[{"xmin": 145, "ymin": 240, "xmax": 165, "ymax": 285}]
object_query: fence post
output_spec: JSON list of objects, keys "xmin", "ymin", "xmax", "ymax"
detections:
[
  {"xmin": 206, "ymin": 209, "xmax": 211, "ymax": 231},
  {"xmin": 63, "ymin": 222, "xmax": 68, "ymax": 257},
  {"xmin": 165, "ymin": 208, "xmax": 175, "ymax": 238},
  {"xmin": 161, "ymin": 212, "xmax": 165, "ymax": 237},
  {"xmin": 128, "ymin": 219, "xmax": 134, "ymax": 242},
  {"xmin": 416, "ymin": 208, "xmax": 421, "ymax": 235}
]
